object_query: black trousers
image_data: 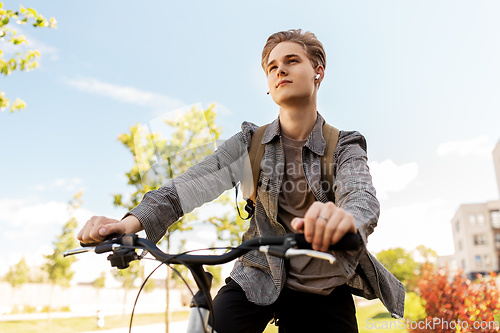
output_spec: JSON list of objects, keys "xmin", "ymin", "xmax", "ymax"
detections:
[{"xmin": 210, "ymin": 279, "xmax": 358, "ymax": 333}]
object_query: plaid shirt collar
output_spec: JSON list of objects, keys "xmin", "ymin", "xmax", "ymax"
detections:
[{"xmin": 261, "ymin": 111, "xmax": 327, "ymax": 156}]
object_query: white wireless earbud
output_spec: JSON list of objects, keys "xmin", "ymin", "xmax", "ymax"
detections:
[{"xmin": 315, "ymin": 74, "xmax": 320, "ymax": 80}]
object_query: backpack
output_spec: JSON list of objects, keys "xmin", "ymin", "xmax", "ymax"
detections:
[{"xmin": 240, "ymin": 122, "xmax": 340, "ymax": 218}]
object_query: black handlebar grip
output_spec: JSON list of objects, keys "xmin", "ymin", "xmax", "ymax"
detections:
[
  {"xmin": 294, "ymin": 233, "xmax": 361, "ymax": 251},
  {"xmin": 95, "ymin": 243, "xmax": 115, "ymax": 254}
]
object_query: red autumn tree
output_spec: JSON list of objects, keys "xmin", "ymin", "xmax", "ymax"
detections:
[{"xmin": 409, "ymin": 263, "xmax": 500, "ymax": 333}]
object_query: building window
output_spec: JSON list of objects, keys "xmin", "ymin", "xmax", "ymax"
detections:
[
  {"xmin": 469, "ymin": 214, "xmax": 477, "ymax": 226},
  {"xmin": 458, "ymin": 240, "xmax": 462, "ymax": 251},
  {"xmin": 462, "ymin": 259, "xmax": 466, "ymax": 269},
  {"xmin": 476, "ymin": 255, "xmax": 482, "ymax": 268},
  {"xmin": 485, "ymin": 255, "xmax": 492, "ymax": 267},
  {"xmin": 474, "ymin": 234, "xmax": 487, "ymax": 245},
  {"xmin": 456, "ymin": 220, "xmax": 460, "ymax": 232},
  {"xmin": 491, "ymin": 210, "xmax": 500, "ymax": 229},
  {"xmin": 477, "ymin": 213, "xmax": 486, "ymax": 226},
  {"xmin": 496, "ymin": 234, "xmax": 500, "ymax": 249}
]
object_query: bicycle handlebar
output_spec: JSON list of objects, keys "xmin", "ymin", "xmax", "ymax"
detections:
[
  {"xmin": 66, "ymin": 232, "xmax": 361, "ymax": 268},
  {"xmin": 64, "ymin": 232, "xmax": 361, "ymax": 333}
]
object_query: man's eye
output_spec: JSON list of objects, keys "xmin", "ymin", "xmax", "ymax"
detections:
[{"xmin": 269, "ymin": 67, "xmax": 277, "ymax": 73}]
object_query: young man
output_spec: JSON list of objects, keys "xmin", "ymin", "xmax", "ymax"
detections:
[{"xmin": 78, "ymin": 29, "xmax": 405, "ymax": 332}]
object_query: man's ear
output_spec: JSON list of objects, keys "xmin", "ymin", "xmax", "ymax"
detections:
[{"xmin": 314, "ymin": 65, "xmax": 325, "ymax": 83}]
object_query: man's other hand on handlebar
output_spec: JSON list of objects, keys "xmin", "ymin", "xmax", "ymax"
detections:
[
  {"xmin": 77, "ymin": 215, "xmax": 143, "ymax": 245},
  {"xmin": 291, "ymin": 201, "xmax": 357, "ymax": 253}
]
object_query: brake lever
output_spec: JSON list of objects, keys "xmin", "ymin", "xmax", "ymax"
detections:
[
  {"xmin": 63, "ymin": 246, "xmax": 96, "ymax": 257},
  {"xmin": 284, "ymin": 249, "xmax": 335, "ymax": 263},
  {"xmin": 63, "ymin": 233, "xmax": 126, "ymax": 257},
  {"xmin": 258, "ymin": 234, "xmax": 297, "ymax": 258}
]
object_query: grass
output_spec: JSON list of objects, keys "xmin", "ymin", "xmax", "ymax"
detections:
[
  {"xmin": 5, "ymin": 297, "xmax": 499, "ymax": 332},
  {"xmin": 0, "ymin": 301, "xmax": 409, "ymax": 333},
  {"xmin": 357, "ymin": 301, "xmax": 409, "ymax": 333},
  {"xmin": 0, "ymin": 311, "xmax": 190, "ymax": 333}
]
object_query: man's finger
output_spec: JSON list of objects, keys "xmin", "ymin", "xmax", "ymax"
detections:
[
  {"xmin": 331, "ymin": 216, "xmax": 355, "ymax": 244},
  {"xmin": 303, "ymin": 202, "xmax": 323, "ymax": 242},
  {"xmin": 291, "ymin": 218, "xmax": 304, "ymax": 232},
  {"xmin": 101, "ymin": 222, "xmax": 125, "ymax": 237}
]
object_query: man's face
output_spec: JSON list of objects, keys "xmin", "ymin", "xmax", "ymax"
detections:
[{"xmin": 266, "ymin": 41, "xmax": 320, "ymax": 107}]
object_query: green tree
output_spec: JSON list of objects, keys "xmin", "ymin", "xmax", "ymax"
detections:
[
  {"xmin": 142, "ymin": 274, "xmax": 156, "ymax": 293},
  {"xmin": 414, "ymin": 245, "xmax": 437, "ymax": 263},
  {"xmin": 376, "ymin": 247, "xmax": 418, "ymax": 289},
  {"xmin": 4, "ymin": 257, "xmax": 30, "ymax": 309},
  {"xmin": 0, "ymin": 2, "xmax": 56, "ymax": 112},
  {"xmin": 113, "ymin": 261, "xmax": 143, "ymax": 289},
  {"xmin": 92, "ymin": 271, "xmax": 106, "ymax": 301},
  {"xmin": 42, "ymin": 191, "xmax": 81, "ymax": 325},
  {"xmin": 44, "ymin": 192, "xmax": 81, "ymax": 288},
  {"xmin": 113, "ymin": 260, "xmax": 143, "ymax": 314},
  {"xmin": 5, "ymin": 257, "xmax": 30, "ymax": 288},
  {"xmin": 92, "ymin": 271, "xmax": 106, "ymax": 289},
  {"xmin": 113, "ymin": 104, "xmax": 248, "ymax": 332}
]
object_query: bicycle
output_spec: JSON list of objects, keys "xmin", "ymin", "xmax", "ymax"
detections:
[{"xmin": 64, "ymin": 232, "xmax": 360, "ymax": 333}]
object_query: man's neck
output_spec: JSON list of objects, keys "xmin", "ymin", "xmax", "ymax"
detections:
[{"xmin": 279, "ymin": 104, "xmax": 317, "ymax": 140}]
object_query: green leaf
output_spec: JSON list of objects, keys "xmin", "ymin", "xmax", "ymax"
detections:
[
  {"xmin": 19, "ymin": 5, "xmax": 26, "ymax": 14},
  {"xmin": 10, "ymin": 98, "xmax": 26, "ymax": 113},
  {"xmin": 26, "ymin": 8, "xmax": 37, "ymax": 17},
  {"xmin": 8, "ymin": 58, "xmax": 16, "ymax": 70}
]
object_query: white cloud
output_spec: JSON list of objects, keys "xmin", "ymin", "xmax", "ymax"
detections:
[
  {"xmin": 0, "ymin": 197, "xmax": 68, "ymax": 228},
  {"xmin": 0, "ymin": 196, "xmax": 94, "ymax": 229},
  {"xmin": 367, "ymin": 198, "xmax": 456, "ymax": 256},
  {"xmin": 0, "ymin": 196, "xmax": 96, "ymax": 279},
  {"xmin": 65, "ymin": 77, "xmax": 184, "ymax": 112},
  {"xmin": 369, "ymin": 159, "xmax": 419, "ymax": 199},
  {"xmin": 436, "ymin": 135, "xmax": 495, "ymax": 158}
]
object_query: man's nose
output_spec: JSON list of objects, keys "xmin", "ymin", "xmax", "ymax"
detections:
[{"xmin": 277, "ymin": 66, "xmax": 287, "ymax": 77}]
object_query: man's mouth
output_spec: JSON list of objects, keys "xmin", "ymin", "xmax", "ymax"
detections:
[{"xmin": 277, "ymin": 80, "xmax": 292, "ymax": 88}]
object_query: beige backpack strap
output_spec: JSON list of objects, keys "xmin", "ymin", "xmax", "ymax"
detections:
[
  {"xmin": 320, "ymin": 123, "xmax": 340, "ymax": 202},
  {"xmin": 241, "ymin": 125, "xmax": 269, "ymax": 215},
  {"xmin": 242, "ymin": 122, "xmax": 338, "ymax": 216},
  {"xmin": 249, "ymin": 125, "xmax": 269, "ymax": 204}
]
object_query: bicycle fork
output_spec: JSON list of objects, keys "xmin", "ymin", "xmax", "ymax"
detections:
[{"xmin": 186, "ymin": 267, "xmax": 216, "ymax": 333}]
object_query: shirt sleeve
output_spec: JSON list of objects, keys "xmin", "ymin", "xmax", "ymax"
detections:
[
  {"xmin": 124, "ymin": 129, "xmax": 252, "ymax": 244},
  {"xmin": 333, "ymin": 131, "xmax": 380, "ymax": 245}
]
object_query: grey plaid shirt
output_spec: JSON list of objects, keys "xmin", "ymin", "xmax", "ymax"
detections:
[{"xmin": 127, "ymin": 112, "xmax": 405, "ymax": 319}]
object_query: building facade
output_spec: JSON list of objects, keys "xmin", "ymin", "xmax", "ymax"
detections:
[
  {"xmin": 449, "ymin": 139, "xmax": 500, "ymax": 280},
  {"xmin": 451, "ymin": 201, "xmax": 500, "ymax": 279}
]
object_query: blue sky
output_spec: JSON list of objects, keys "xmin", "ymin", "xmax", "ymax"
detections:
[{"xmin": 1, "ymin": 0, "xmax": 500, "ymax": 282}]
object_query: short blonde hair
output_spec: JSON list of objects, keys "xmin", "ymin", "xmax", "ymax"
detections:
[{"xmin": 261, "ymin": 29, "xmax": 326, "ymax": 73}]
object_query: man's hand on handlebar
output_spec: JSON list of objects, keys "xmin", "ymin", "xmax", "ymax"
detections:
[
  {"xmin": 77, "ymin": 215, "xmax": 143, "ymax": 245},
  {"xmin": 291, "ymin": 201, "xmax": 357, "ymax": 253}
]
